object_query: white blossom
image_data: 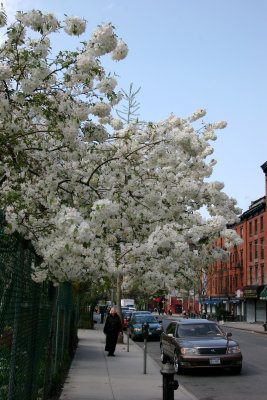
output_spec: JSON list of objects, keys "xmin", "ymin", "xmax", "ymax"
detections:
[
  {"xmin": 110, "ymin": 118, "xmax": 123, "ymax": 130},
  {"xmin": 76, "ymin": 52, "xmax": 98, "ymax": 72},
  {"xmin": 89, "ymin": 23, "xmax": 117, "ymax": 56},
  {"xmin": 0, "ymin": 5, "xmax": 7, "ymax": 27},
  {"xmin": 111, "ymin": 39, "xmax": 128, "ymax": 60},
  {"xmin": 212, "ymin": 120, "xmax": 227, "ymax": 129},
  {"xmin": 64, "ymin": 15, "xmax": 86, "ymax": 36},
  {"xmin": 89, "ymin": 102, "xmax": 111, "ymax": 117},
  {"xmin": 96, "ymin": 77, "xmax": 117, "ymax": 94},
  {"xmin": 188, "ymin": 108, "xmax": 206, "ymax": 122},
  {"xmin": 0, "ymin": 62, "xmax": 12, "ymax": 80}
]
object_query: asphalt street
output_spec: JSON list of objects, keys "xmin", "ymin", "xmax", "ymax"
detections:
[{"xmin": 134, "ymin": 316, "xmax": 267, "ymax": 400}]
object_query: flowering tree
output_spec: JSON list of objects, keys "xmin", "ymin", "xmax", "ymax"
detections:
[
  {"xmin": 0, "ymin": 9, "xmax": 243, "ymax": 296},
  {"xmin": 0, "ymin": 9, "xmax": 127, "ymax": 279}
]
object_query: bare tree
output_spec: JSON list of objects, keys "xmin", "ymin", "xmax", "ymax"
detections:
[{"xmin": 116, "ymin": 83, "xmax": 141, "ymax": 123}]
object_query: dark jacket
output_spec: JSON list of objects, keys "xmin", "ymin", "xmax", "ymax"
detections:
[{"xmin": 103, "ymin": 313, "xmax": 122, "ymax": 335}]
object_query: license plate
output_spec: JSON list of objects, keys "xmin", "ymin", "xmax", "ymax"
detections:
[{"xmin": 209, "ymin": 358, "xmax": 221, "ymax": 365}]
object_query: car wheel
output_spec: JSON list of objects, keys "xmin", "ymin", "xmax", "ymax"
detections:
[
  {"xmin": 160, "ymin": 344, "xmax": 168, "ymax": 364},
  {"xmin": 231, "ymin": 366, "xmax": 242, "ymax": 374},
  {"xmin": 173, "ymin": 351, "xmax": 184, "ymax": 374}
]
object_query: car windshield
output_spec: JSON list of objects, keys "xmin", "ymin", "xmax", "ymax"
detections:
[
  {"xmin": 135, "ymin": 316, "xmax": 158, "ymax": 324},
  {"xmin": 122, "ymin": 311, "xmax": 132, "ymax": 317},
  {"xmin": 177, "ymin": 323, "xmax": 223, "ymax": 337}
]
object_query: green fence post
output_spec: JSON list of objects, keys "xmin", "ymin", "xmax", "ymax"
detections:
[{"xmin": 42, "ymin": 285, "xmax": 58, "ymax": 400}]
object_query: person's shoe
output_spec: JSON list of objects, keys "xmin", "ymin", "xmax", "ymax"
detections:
[{"xmin": 108, "ymin": 353, "xmax": 115, "ymax": 356}]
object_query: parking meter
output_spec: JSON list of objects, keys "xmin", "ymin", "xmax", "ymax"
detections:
[
  {"xmin": 142, "ymin": 322, "xmax": 149, "ymax": 339},
  {"xmin": 126, "ymin": 316, "xmax": 131, "ymax": 352},
  {"xmin": 142, "ymin": 322, "xmax": 149, "ymax": 374}
]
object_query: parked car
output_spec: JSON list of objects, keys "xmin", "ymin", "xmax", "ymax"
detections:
[
  {"xmin": 160, "ymin": 319, "xmax": 242, "ymax": 374},
  {"xmin": 129, "ymin": 311, "xmax": 152, "ymax": 320},
  {"xmin": 129, "ymin": 314, "xmax": 163, "ymax": 340}
]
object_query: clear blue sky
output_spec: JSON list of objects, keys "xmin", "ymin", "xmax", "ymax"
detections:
[{"xmin": 2, "ymin": 0, "xmax": 267, "ymax": 214}]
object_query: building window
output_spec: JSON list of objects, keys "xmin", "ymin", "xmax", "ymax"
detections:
[
  {"xmin": 230, "ymin": 276, "xmax": 232, "ymax": 292},
  {"xmin": 261, "ymin": 238, "xmax": 264, "ymax": 259},
  {"xmin": 240, "ymin": 250, "xmax": 243, "ymax": 267},
  {"xmin": 249, "ymin": 221, "xmax": 252, "ymax": 236},
  {"xmin": 241, "ymin": 272, "xmax": 243, "ymax": 286},
  {"xmin": 234, "ymin": 248, "xmax": 237, "ymax": 265},
  {"xmin": 240, "ymin": 226, "xmax": 243, "ymax": 238},
  {"xmin": 250, "ymin": 267, "xmax": 253, "ymax": 285},
  {"xmin": 249, "ymin": 242, "xmax": 252, "ymax": 262},
  {"xmin": 255, "ymin": 240, "xmax": 258, "ymax": 260},
  {"xmin": 255, "ymin": 264, "xmax": 258, "ymax": 284},
  {"xmin": 260, "ymin": 216, "xmax": 264, "ymax": 232},
  {"xmin": 261, "ymin": 264, "xmax": 265, "ymax": 285},
  {"xmin": 255, "ymin": 219, "xmax": 258, "ymax": 235},
  {"xmin": 235, "ymin": 274, "xmax": 238, "ymax": 289}
]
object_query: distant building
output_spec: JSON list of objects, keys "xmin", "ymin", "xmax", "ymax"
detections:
[{"xmin": 200, "ymin": 161, "xmax": 267, "ymax": 323}]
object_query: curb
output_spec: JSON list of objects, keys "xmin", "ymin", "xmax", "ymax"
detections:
[
  {"xmin": 122, "ymin": 331, "xmax": 198, "ymax": 400},
  {"xmin": 222, "ymin": 324, "xmax": 267, "ymax": 335}
]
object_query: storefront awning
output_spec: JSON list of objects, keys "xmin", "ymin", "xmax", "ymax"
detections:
[
  {"xmin": 243, "ymin": 285, "xmax": 265, "ymax": 299},
  {"xmin": 230, "ymin": 299, "xmax": 240, "ymax": 304},
  {"xmin": 201, "ymin": 300, "xmax": 221, "ymax": 305},
  {"xmin": 259, "ymin": 286, "xmax": 267, "ymax": 300}
]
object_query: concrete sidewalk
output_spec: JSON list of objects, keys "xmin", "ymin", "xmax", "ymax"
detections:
[
  {"xmin": 220, "ymin": 320, "xmax": 267, "ymax": 334},
  {"xmin": 60, "ymin": 324, "xmax": 196, "ymax": 400}
]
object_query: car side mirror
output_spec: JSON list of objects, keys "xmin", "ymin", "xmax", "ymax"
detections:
[{"xmin": 226, "ymin": 332, "xmax": 232, "ymax": 338}]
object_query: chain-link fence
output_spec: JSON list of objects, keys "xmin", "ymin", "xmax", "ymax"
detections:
[{"xmin": 0, "ymin": 213, "xmax": 79, "ymax": 400}]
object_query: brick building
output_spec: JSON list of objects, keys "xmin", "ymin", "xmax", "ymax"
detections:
[{"xmin": 200, "ymin": 161, "xmax": 267, "ymax": 323}]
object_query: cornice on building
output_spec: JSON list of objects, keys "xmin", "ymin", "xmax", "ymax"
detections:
[
  {"xmin": 227, "ymin": 195, "xmax": 266, "ymax": 228},
  {"xmin": 261, "ymin": 161, "xmax": 267, "ymax": 174},
  {"xmin": 241, "ymin": 196, "xmax": 266, "ymax": 220}
]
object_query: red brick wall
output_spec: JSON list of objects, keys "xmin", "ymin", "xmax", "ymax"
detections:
[{"xmin": 206, "ymin": 164, "xmax": 267, "ymax": 297}]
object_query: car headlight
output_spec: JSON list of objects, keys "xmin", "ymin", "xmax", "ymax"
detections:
[
  {"xmin": 227, "ymin": 345, "xmax": 241, "ymax": 354},
  {"xmin": 181, "ymin": 347, "xmax": 198, "ymax": 355},
  {"xmin": 134, "ymin": 328, "xmax": 142, "ymax": 332}
]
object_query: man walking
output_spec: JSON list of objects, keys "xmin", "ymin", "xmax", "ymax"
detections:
[
  {"xmin": 99, "ymin": 305, "xmax": 106, "ymax": 323},
  {"xmin": 103, "ymin": 308, "xmax": 123, "ymax": 356}
]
